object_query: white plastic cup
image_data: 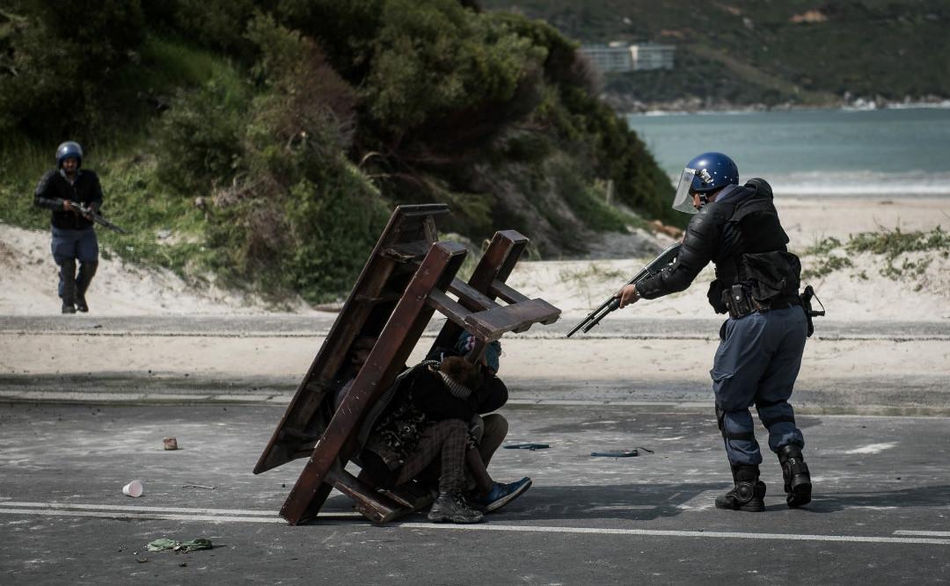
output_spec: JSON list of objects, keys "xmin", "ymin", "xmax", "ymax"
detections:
[{"xmin": 122, "ymin": 480, "xmax": 144, "ymax": 498}]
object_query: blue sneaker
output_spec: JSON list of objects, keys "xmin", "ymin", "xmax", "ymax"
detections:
[{"xmin": 480, "ymin": 477, "xmax": 532, "ymax": 513}]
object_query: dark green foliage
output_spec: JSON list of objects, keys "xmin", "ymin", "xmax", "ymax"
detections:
[
  {"xmin": 155, "ymin": 80, "xmax": 246, "ymax": 195},
  {"xmin": 0, "ymin": 0, "xmax": 146, "ymax": 138},
  {"xmin": 1, "ymin": 0, "xmax": 678, "ymax": 302},
  {"xmin": 272, "ymin": 0, "xmax": 385, "ymax": 83},
  {"xmin": 480, "ymin": 0, "xmax": 950, "ymax": 105},
  {"xmin": 171, "ymin": 0, "xmax": 260, "ymax": 54},
  {"xmin": 203, "ymin": 16, "xmax": 388, "ymax": 302}
]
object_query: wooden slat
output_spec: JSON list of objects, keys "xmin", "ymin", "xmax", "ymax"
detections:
[
  {"xmin": 490, "ymin": 280, "xmax": 530, "ymax": 304},
  {"xmin": 427, "ymin": 289, "xmax": 474, "ymax": 326},
  {"xmin": 326, "ymin": 466, "xmax": 403, "ymax": 525},
  {"xmin": 254, "ymin": 205, "xmax": 447, "ymax": 475},
  {"xmin": 463, "ymin": 298, "xmax": 562, "ymax": 339},
  {"xmin": 279, "ymin": 241, "xmax": 468, "ymax": 525},
  {"xmin": 449, "ymin": 278, "xmax": 500, "ymax": 311}
]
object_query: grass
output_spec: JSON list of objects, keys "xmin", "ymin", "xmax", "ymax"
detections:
[{"xmin": 802, "ymin": 227, "xmax": 949, "ymax": 282}]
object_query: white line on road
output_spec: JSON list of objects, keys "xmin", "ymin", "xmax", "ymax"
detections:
[
  {"xmin": 0, "ymin": 508, "xmax": 288, "ymax": 524},
  {"xmin": 400, "ymin": 523, "xmax": 950, "ymax": 546},
  {"xmin": 2, "ymin": 502, "xmax": 948, "ymax": 546},
  {"xmin": 894, "ymin": 530, "xmax": 950, "ymax": 537},
  {"xmin": 0, "ymin": 501, "xmax": 282, "ymax": 516}
]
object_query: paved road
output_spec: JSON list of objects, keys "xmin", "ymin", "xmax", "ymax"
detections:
[
  {"xmin": 1, "ymin": 402, "xmax": 949, "ymax": 585},
  {"xmin": 2, "ymin": 314, "xmax": 949, "ymax": 584}
]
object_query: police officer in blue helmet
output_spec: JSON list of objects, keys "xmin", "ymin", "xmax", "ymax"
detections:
[
  {"xmin": 617, "ymin": 152, "xmax": 813, "ymax": 511},
  {"xmin": 34, "ymin": 141, "xmax": 104, "ymax": 314}
]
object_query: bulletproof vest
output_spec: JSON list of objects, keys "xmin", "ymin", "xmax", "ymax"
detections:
[{"xmin": 711, "ymin": 186, "xmax": 801, "ymax": 306}]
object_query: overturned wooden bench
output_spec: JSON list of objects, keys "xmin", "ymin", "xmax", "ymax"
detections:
[{"xmin": 253, "ymin": 204, "xmax": 560, "ymax": 524}]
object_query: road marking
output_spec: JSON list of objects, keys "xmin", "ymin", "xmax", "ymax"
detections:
[
  {"xmin": 1, "ymin": 502, "xmax": 948, "ymax": 546},
  {"xmin": 895, "ymin": 530, "xmax": 950, "ymax": 537},
  {"xmin": 0, "ymin": 508, "xmax": 288, "ymax": 524},
  {"xmin": 0, "ymin": 501, "xmax": 361, "ymax": 523},
  {"xmin": 399, "ymin": 523, "xmax": 950, "ymax": 545},
  {"xmin": 0, "ymin": 501, "xmax": 278, "ymax": 516}
]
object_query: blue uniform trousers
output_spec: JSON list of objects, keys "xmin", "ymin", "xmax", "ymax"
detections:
[
  {"xmin": 711, "ymin": 307, "xmax": 807, "ymax": 466},
  {"xmin": 51, "ymin": 227, "xmax": 98, "ymax": 300}
]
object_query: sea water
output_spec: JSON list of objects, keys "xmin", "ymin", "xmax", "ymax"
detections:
[{"xmin": 626, "ymin": 107, "xmax": 950, "ymax": 197}]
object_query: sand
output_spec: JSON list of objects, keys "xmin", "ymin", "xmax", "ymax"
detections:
[{"xmin": 1, "ymin": 196, "xmax": 948, "ymax": 395}]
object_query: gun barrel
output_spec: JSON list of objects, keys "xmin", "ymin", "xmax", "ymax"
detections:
[{"xmin": 566, "ymin": 242, "xmax": 681, "ymax": 338}]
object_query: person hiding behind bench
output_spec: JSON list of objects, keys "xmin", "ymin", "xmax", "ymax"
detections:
[{"xmin": 357, "ymin": 355, "xmax": 531, "ymax": 524}]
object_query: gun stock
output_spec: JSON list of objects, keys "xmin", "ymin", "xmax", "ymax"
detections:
[{"xmin": 566, "ymin": 242, "xmax": 681, "ymax": 337}]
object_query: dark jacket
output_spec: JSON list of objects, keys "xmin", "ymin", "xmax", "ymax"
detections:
[
  {"xmin": 34, "ymin": 169, "xmax": 104, "ymax": 230},
  {"xmin": 636, "ymin": 179, "xmax": 799, "ymax": 312}
]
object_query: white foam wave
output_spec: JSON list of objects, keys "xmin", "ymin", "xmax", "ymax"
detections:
[{"xmin": 666, "ymin": 171, "xmax": 950, "ymax": 197}]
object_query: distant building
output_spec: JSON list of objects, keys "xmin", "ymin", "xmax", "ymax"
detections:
[
  {"xmin": 580, "ymin": 42, "xmax": 675, "ymax": 73},
  {"xmin": 630, "ymin": 43, "xmax": 675, "ymax": 71}
]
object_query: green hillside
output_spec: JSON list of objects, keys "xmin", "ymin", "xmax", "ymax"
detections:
[
  {"xmin": 481, "ymin": 0, "xmax": 950, "ymax": 109},
  {"xmin": 0, "ymin": 0, "xmax": 675, "ymax": 305}
]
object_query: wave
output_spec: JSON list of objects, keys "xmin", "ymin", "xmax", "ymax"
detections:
[
  {"xmin": 665, "ymin": 171, "xmax": 950, "ymax": 197},
  {"xmin": 767, "ymin": 171, "xmax": 950, "ymax": 197}
]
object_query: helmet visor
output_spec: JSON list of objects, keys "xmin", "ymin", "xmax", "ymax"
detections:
[{"xmin": 672, "ymin": 167, "xmax": 698, "ymax": 214}]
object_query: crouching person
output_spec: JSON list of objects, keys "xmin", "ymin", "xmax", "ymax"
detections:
[{"xmin": 357, "ymin": 355, "xmax": 530, "ymax": 523}]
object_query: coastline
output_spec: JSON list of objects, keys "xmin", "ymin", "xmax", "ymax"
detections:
[{"xmin": 615, "ymin": 97, "xmax": 950, "ymax": 117}]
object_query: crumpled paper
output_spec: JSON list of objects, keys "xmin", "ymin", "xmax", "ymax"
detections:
[{"xmin": 146, "ymin": 538, "xmax": 213, "ymax": 553}]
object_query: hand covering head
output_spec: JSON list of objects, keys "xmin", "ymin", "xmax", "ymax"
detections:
[{"xmin": 456, "ymin": 331, "xmax": 501, "ymax": 374}]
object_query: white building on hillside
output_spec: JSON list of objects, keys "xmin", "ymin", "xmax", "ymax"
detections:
[{"xmin": 580, "ymin": 42, "xmax": 675, "ymax": 73}]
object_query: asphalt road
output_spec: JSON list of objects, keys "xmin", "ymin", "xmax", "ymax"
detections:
[
  {"xmin": 2, "ymin": 315, "xmax": 949, "ymax": 584},
  {"xmin": 1, "ymin": 402, "xmax": 949, "ymax": 585}
]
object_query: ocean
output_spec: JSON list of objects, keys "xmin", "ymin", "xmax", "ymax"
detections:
[{"xmin": 626, "ymin": 107, "xmax": 950, "ymax": 197}]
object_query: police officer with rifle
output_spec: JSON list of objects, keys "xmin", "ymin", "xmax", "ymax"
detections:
[
  {"xmin": 34, "ymin": 141, "xmax": 124, "ymax": 314},
  {"xmin": 613, "ymin": 152, "xmax": 816, "ymax": 512}
]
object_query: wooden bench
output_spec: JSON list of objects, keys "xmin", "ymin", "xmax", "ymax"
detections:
[{"xmin": 253, "ymin": 204, "xmax": 560, "ymax": 524}]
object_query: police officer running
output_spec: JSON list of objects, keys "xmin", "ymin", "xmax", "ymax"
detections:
[
  {"xmin": 34, "ymin": 141, "xmax": 103, "ymax": 314},
  {"xmin": 617, "ymin": 152, "xmax": 812, "ymax": 512}
]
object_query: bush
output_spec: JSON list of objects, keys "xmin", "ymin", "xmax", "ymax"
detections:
[
  {"xmin": 0, "ymin": 1, "xmax": 146, "ymax": 138},
  {"xmin": 204, "ymin": 16, "xmax": 389, "ymax": 302},
  {"xmin": 155, "ymin": 78, "xmax": 247, "ymax": 195}
]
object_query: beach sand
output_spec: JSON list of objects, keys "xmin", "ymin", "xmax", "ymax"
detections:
[{"xmin": 1, "ymin": 196, "xmax": 948, "ymax": 396}]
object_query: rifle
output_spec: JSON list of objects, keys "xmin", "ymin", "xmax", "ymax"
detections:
[
  {"xmin": 566, "ymin": 242, "xmax": 681, "ymax": 337},
  {"xmin": 68, "ymin": 201, "xmax": 129, "ymax": 234}
]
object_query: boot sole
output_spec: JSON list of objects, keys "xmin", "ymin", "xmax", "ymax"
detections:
[
  {"xmin": 786, "ymin": 483, "xmax": 812, "ymax": 508},
  {"xmin": 427, "ymin": 513, "xmax": 484, "ymax": 524},
  {"xmin": 485, "ymin": 479, "xmax": 532, "ymax": 513},
  {"xmin": 715, "ymin": 499, "xmax": 765, "ymax": 512}
]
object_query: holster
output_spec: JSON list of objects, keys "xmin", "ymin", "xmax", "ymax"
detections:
[
  {"xmin": 799, "ymin": 285, "xmax": 825, "ymax": 338},
  {"xmin": 723, "ymin": 283, "xmax": 755, "ymax": 319}
]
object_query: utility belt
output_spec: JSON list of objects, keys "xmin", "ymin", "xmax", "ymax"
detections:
[{"xmin": 722, "ymin": 283, "xmax": 801, "ymax": 319}]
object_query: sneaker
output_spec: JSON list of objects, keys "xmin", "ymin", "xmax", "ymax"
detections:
[
  {"xmin": 62, "ymin": 303, "xmax": 76, "ymax": 314},
  {"xmin": 480, "ymin": 477, "xmax": 532, "ymax": 513},
  {"xmin": 76, "ymin": 296, "xmax": 88, "ymax": 313},
  {"xmin": 427, "ymin": 491, "xmax": 484, "ymax": 524}
]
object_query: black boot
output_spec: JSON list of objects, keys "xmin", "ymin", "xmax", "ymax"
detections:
[
  {"xmin": 427, "ymin": 491, "xmax": 484, "ymax": 524},
  {"xmin": 75, "ymin": 260, "xmax": 98, "ymax": 313},
  {"xmin": 778, "ymin": 445, "xmax": 812, "ymax": 508},
  {"xmin": 715, "ymin": 464, "xmax": 766, "ymax": 512},
  {"xmin": 60, "ymin": 259, "xmax": 77, "ymax": 314}
]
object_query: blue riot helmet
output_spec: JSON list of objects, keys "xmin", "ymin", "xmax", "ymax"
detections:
[
  {"xmin": 56, "ymin": 141, "xmax": 84, "ymax": 169},
  {"xmin": 671, "ymin": 152, "xmax": 739, "ymax": 213}
]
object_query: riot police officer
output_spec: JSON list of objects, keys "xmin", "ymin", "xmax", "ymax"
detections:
[
  {"xmin": 617, "ymin": 152, "xmax": 812, "ymax": 511},
  {"xmin": 34, "ymin": 141, "xmax": 103, "ymax": 314}
]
